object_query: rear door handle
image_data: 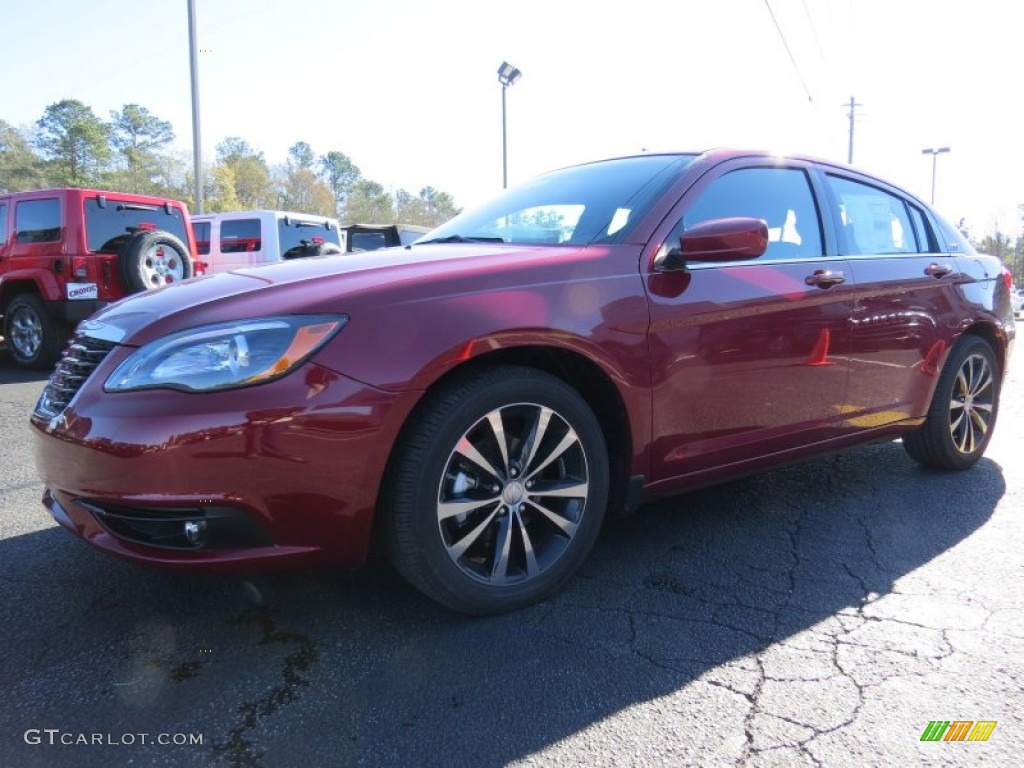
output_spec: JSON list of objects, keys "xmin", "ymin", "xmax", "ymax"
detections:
[
  {"xmin": 805, "ymin": 269, "xmax": 847, "ymax": 288},
  {"xmin": 925, "ymin": 262, "xmax": 954, "ymax": 278}
]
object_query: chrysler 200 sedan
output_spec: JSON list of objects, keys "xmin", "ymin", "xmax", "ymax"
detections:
[{"xmin": 31, "ymin": 150, "xmax": 1015, "ymax": 614}]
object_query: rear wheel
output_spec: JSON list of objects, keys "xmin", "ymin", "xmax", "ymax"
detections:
[
  {"xmin": 383, "ymin": 366, "xmax": 609, "ymax": 614},
  {"xmin": 3, "ymin": 294, "xmax": 67, "ymax": 369},
  {"xmin": 903, "ymin": 335, "xmax": 1001, "ymax": 470}
]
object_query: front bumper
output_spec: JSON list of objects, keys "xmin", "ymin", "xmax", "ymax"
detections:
[{"xmin": 32, "ymin": 358, "xmax": 420, "ymax": 571}]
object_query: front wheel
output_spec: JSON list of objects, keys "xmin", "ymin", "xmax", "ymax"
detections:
[
  {"xmin": 383, "ymin": 366, "xmax": 609, "ymax": 614},
  {"xmin": 903, "ymin": 335, "xmax": 1001, "ymax": 470},
  {"xmin": 3, "ymin": 294, "xmax": 67, "ymax": 369}
]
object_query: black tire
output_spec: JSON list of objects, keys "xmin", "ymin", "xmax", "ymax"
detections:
[
  {"xmin": 903, "ymin": 335, "xmax": 1001, "ymax": 471},
  {"xmin": 382, "ymin": 366, "xmax": 609, "ymax": 615},
  {"xmin": 118, "ymin": 230, "xmax": 192, "ymax": 293},
  {"xmin": 3, "ymin": 294, "xmax": 68, "ymax": 370},
  {"xmin": 313, "ymin": 242, "xmax": 342, "ymax": 256}
]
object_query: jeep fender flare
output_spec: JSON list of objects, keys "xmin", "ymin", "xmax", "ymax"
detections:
[{"xmin": 0, "ymin": 270, "xmax": 64, "ymax": 307}]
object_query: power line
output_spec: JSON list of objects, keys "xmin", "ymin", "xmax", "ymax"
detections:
[
  {"xmin": 801, "ymin": 0, "xmax": 825, "ymax": 60},
  {"xmin": 763, "ymin": 0, "xmax": 814, "ymax": 102}
]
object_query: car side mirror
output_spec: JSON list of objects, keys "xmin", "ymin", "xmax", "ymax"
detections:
[{"xmin": 656, "ymin": 217, "xmax": 769, "ymax": 272}]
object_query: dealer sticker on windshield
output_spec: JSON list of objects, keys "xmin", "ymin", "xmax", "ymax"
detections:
[{"xmin": 66, "ymin": 283, "xmax": 99, "ymax": 300}]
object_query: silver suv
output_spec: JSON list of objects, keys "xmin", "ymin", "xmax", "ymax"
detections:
[{"xmin": 191, "ymin": 210, "xmax": 342, "ymax": 274}]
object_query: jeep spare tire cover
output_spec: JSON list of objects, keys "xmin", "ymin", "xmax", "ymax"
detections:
[{"xmin": 118, "ymin": 230, "xmax": 193, "ymax": 293}]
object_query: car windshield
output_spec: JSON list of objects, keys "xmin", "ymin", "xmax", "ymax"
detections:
[{"xmin": 421, "ymin": 154, "xmax": 695, "ymax": 246}]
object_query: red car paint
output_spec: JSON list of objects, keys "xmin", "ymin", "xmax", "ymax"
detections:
[{"xmin": 29, "ymin": 150, "xmax": 1014, "ymax": 579}]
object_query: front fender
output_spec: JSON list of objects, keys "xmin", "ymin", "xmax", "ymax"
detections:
[{"xmin": 1, "ymin": 270, "xmax": 63, "ymax": 303}]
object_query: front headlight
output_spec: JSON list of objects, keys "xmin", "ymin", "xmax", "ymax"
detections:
[{"xmin": 105, "ymin": 316, "xmax": 346, "ymax": 393}]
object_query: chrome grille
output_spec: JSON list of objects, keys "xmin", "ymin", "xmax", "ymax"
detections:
[{"xmin": 33, "ymin": 336, "xmax": 117, "ymax": 420}]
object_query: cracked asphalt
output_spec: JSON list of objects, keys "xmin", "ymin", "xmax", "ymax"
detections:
[{"xmin": 1, "ymin": 356, "xmax": 1022, "ymax": 767}]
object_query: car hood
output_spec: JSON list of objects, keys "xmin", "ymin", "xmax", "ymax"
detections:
[{"xmin": 82, "ymin": 243, "xmax": 571, "ymax": 346}]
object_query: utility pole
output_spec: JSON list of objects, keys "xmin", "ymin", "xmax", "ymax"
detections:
[
  {"xmin": 844, "ymin": 96, "xmax": 862, "ymax": 164},
  {"xmin": 187, "ymin": 0, "xmax": 203, "ymax": 214}
]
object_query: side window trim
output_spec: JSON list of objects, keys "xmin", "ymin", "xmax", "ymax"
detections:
[{"xmin": 906, "ymin": 202, "xmax": 939, "ymax": 253}]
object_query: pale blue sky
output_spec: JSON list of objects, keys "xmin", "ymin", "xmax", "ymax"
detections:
[{"xmin": 4, "ymin": 0, "xmax": 1021, "ymax": 236}]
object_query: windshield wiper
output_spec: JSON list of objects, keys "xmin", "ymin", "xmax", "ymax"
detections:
[{"xmin": 416, "ymin": 235, "xmax": 505, "ymax": 245}]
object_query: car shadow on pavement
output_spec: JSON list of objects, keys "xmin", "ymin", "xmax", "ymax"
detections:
[
  {"xmin": 0, "ymin": 363, "xmax": 51, "ymax": 384},
  {"xmin": 0, "ymin": 441, "xmax": 1005, "ymax": 767}
]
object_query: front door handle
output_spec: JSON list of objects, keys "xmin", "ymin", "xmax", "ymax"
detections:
[
  {"xmin": 925, "ymin": 262, "xmax": 954, "ymax": 278},
  {"xmin": 805, "ymin": 269, "xmax": 847, "ymax": 288}
]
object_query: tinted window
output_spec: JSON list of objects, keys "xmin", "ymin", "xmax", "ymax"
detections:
[
  {"xmin": 350, "ymin": 232, "xmax": 388, "ymax": 251},
  {"xmin": 279, "ymin": 217, "xmax": 341, "ymax": 260},
  {"xmin": 0, "ymin": 203, "xmax": 7, "ymax": 245},
  {"xmin": 193, "ymin": 221, "xmax": 211, "ymax": 255},
  {"xmin": 85, "ymin": 198, "xmax": 189, "ymax": 253},
  {"xmin": 826, "ymin": 175, "xmax": 915, "ymax": 256},
  {"xmin": 221, "ymin": 219, "xmax": 262, "ymax": 253},
  {"xmin": 16, "ymin": 199, "xmax": 61, "ymax": 243},
  {"xmin": 425, "ymin": 155, "xmax": 695, "ymax": 246},
  {"xmin": 680, "ymin": 167, "xmax": 823, "ymax": 259},
  {"xmin": 906, "ymin": 204, "xmax": 938, "ymax": 253}
]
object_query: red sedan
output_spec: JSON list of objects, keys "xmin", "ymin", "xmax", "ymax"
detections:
[{"xmin": 31, "ymin": 150, "xmax": 1015, "ymax": 614}]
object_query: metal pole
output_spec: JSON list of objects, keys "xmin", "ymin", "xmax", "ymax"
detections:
[
  {"xmin": 930, "ymin": 153, "xmax": 937, "ymax": 205},
  {"xmin": 187, "ymin": 0, "xmax": 203, "ymax": 213},
  {"xmin": 847, "ymin": 96, "xmax": 854, "ymax": 164},
  {"xmin": 501, "ymin": 83, "xmax": 508, "ymax": 189}
]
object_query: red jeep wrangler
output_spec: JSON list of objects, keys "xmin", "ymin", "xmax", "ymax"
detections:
[{"xmin": 0, "ymin": 188, "xmax": 198, "ymax": 369}]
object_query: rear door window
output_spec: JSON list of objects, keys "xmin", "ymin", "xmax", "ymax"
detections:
[
  {"xmin": 16, "ymin": 199, "xmax": 61, "ymax": 243},
  {"xmin": 221, "ymin": 219, "xmax": 262, "ymax": 253},
  {"xmin": 825, "ymin": 175, "xmax": 916, "ymax": 255},
  {"xmin": 0, "ymin": 203, "xmax": 8, "ymax": 245},
  {"xmin": 85, "ymin": 198, "xmax": 189, "ymax": 252}
]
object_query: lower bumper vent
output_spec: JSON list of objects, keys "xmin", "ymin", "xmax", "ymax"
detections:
[{"xmin": 77, "ymin": 500, "xmax": 272, "ymax": 550}]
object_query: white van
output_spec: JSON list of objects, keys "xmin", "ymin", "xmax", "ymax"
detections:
[{"xmin": 191, "ymin": 210, "xmax": 342, "ymax": 274}]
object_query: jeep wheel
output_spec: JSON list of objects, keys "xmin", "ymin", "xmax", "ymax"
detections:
[
  {"xmin": 4, "ymin": 294, "xmax": 68, "ymax": 370},
  {"xmin": 119, "ymin": 230, "xmax": 192, "ymax": 293}
]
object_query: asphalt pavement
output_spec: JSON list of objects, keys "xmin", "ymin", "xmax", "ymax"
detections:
[{"xmin": 1, "ymin": 355, "xmax": 1021, "ymax": 767}]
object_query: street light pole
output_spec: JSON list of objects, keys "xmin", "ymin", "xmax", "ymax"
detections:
[
  {"xmin": 921, "ymin": 146, "xmax": 950, "ymax": 206},
  {"xmin": 501, "ymin": 84, "xmax": 508, "ymax": 189},
  {"xmin": 187, "ymin": 0, "xmax": 203, "ymax": 214},
  {"xmin": 497, "ymin": 62, "xmax": 522, "ymax": 189}
]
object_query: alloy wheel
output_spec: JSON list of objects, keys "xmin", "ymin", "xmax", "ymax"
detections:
[
  {"xmin": 10, "ymin": 305, "xmax": 42, "ymax": 359},
  {"xmin": 436, "ymin": 402, "xmax": 590, "ymax": 586},
  {"xmin": 949, "ymin": 353, "xmax": 994, "ymax": 454}
]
